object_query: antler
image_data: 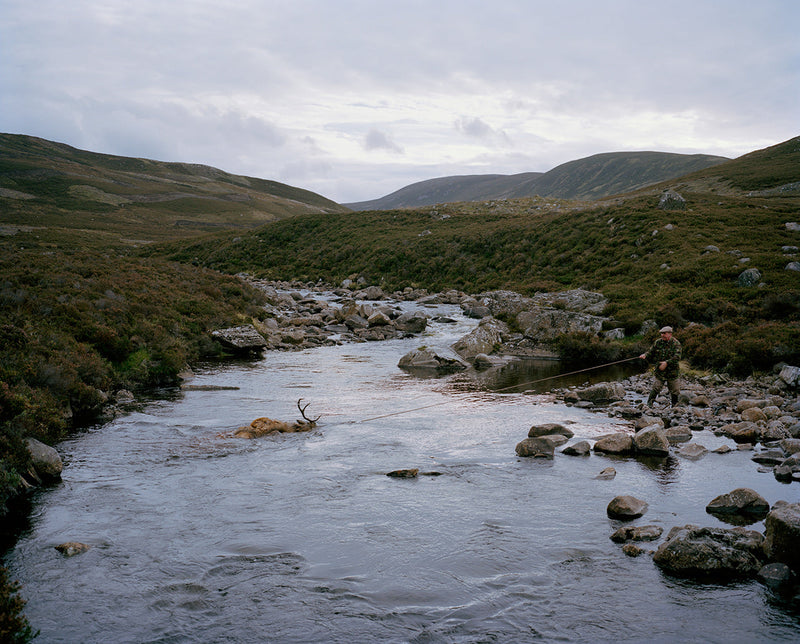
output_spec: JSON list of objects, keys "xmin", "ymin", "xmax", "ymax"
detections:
[{"xmin": 296, "ymin": 398, "xmax": 321, "ymax": 424}]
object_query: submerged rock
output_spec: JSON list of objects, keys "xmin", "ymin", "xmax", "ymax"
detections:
[
  {"xmin": 610, "ymin": 525, "xmax": 663, "ymax": 543},
  {"xmin": 55, "ymin": 542, "xmax": 90, "ymax": 557}
]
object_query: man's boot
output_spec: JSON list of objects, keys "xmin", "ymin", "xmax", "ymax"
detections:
[
  {"xmin": 670, "ymin": 393, "xmax": 679, "ymax": 407},
  {"xmin": 647, "ymin": 392, "xmax": 657, "ymax": 407}
]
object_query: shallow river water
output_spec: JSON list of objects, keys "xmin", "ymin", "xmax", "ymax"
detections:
[{"xmin": 5, "ymin": 301, "xmax": 800, "ymax": 643}]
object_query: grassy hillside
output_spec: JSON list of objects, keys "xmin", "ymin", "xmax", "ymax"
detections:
[
  {"xmin": 0, "ymin": 133, "xmax": 349, "ymax": 247},
  {"xmin": 344, "ymin": 151, "xmax": 728, "ymax": 210},
  {"xmin": 157, "ymin": 138, "xmax": 800, "ymax": 374}
]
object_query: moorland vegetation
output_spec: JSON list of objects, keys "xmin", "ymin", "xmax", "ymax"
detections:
[{"xmin": 1, "ymin": 134, "xmax": 799, "ymax": 640}]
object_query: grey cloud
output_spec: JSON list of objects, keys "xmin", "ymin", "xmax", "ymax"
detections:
[{"xmin": 364, "ymin": 129, "xmax": 404, "ymax": 154}]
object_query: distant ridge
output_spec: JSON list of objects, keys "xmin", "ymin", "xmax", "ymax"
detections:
[{"xmin": 345, "ymin": 150, "xmax": 730, "ymax": 210}]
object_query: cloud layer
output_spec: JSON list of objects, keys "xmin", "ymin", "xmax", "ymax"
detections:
[{"xmin": 2, "ymin": 1, "xmax": 798, "ymax": 202}]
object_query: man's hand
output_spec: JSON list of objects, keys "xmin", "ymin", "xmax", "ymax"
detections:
[{"xmin": 658, "ymin": 361, "xmax": 667, "ymax": 371}]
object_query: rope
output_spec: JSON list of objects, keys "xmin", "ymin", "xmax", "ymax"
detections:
[{"xmin": 327, "ymin": 355, "xmax": 643, "ymax": 427}]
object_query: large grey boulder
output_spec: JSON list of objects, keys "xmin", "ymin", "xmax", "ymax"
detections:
[
  {"xmin": 398, "ymin": 348, "xmax": 468, "ymax": 374},
  {"xmin": 633, "ymin": 426, "xmax": 670, "ymax": 456},
  {"xmin": 653, "ymin": 525, "xmax": 766, "ymax": 579},
  {"xmin": 394, "ymin": 312, "xmax": 428, "ymax": 334},
  {"xmin": 211, "ymin": 325, "xmax": 267, "ymax": 354},
  {"xmin": 516, "ymin": 308, "xmax": 606, "ymax": 342},
  {"xmin": 26, "ymin": 438, "xmax": 63, "ymax": 481},
  {"xmin": 577, "ymin": 382, "xmax": 626, "ymax": 403},
  {"xmin": 706, "ymin": 488, "xmax": 770, "ymax": 520},
  {"xmin": 451, "ymin": 317, "xmax": 508, "ymax": 360},
  {"xmin": 763, "ymin": 501, "xmax": 800, "ymax": 571}
]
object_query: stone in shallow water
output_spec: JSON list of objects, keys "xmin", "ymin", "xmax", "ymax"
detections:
[{"xmin": 607, "ymin": 495, "xmax": 648, "ymax": 520}]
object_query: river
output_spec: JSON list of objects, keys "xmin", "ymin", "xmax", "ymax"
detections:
[{"xmin": 4, "ymin": 299, "xmax": 799, "ymax": 643}]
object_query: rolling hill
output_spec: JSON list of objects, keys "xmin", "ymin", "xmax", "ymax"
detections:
[
  {"xmin": 0, "ymin": 133, "xmax": 349, "ymax": 246},
  {"xmin": 344, "ymin": 150, "xmax": 729, "ymax": 210}
]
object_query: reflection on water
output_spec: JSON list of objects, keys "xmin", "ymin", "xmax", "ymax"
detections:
[{"xmin": 4, "ymin": 298, "xmax": 799, "ymax": 643}]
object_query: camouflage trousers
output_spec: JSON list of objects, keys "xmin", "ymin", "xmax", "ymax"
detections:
[{"xmin": 648, "ymin": 375, "xmax": 680, "ymax": 402}]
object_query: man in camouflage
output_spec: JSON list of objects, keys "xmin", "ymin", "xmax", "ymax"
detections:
[{"xmin": 639, "ymin": 326, "xmax": 681, "ymax": 407}]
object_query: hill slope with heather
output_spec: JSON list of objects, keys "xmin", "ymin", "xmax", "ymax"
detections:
[
  {"xmin": 0, "ymin": 133, "xmax": 349, "ymax": 247},
  {"xmin": 160, "ymin": 136, "xmax": 800, "ymax": 372}
]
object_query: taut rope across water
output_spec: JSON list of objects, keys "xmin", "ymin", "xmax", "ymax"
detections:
[{"xmin": 324, "ymin": 355, "xmax": 643, "ymax": 428}]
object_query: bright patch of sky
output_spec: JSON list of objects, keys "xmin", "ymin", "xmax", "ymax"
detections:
[{"xmin": 1, "ymin": 0, "xmax": 797, "ymax": 202}]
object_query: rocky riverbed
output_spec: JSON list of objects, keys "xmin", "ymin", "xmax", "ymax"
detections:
[{"xmin": 208, "ymin": 278, "xmax": 800, "ymax": 587}]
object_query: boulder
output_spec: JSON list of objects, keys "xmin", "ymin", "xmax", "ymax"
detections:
[
  {"xmin": 394, "ymin": 312, "xmax": 428, "ymax": 334},
  {"xmin": 778, "ymin": 365, "xmax": 800, "ymax": 387},
  {"xmin": 528, "ymin": 423, "xmax": 574, "ymax": 438},
  {"xmin": 665, "ymin": 425, "xmax": 693, "ymax": 444},
  {"xmin": 757, "ymin": 563, "xmax": 796, "ymax": 588},
  {"xmin": 737, "ymin": 268, "xmax": 762, "ymax": 287},
  {"xmin": 515, "ymin": 437, "xmax": 556, "ymax": 458},
  {"xmin": 211, "ymin": 325, "xmax": 267, "ymax": 354},
  {"xmin": 635, "ymin": 415, "xmax": 664, "ymax": 431},
  {"xmin": 633, "ymin": 426, "xmax": 670, "ymax": 456},
  {"xmin": 658, "ymin": 190, "xmax": 686, "ymax": 210},
  {"xmin": 25, "ymin": 438, "xmax": 63, "ymax": 481},
  {"xmin": 721, "ymin": 421, "xmax": 760, "ymax": 444},
  {"xmin": 367, "ymin": 311, "xmax": 392, "ymax": 327},
  {"xmin": 607, "ymin": 495, "xmax": 648, "ymax": 520},
  {"xmin": 386, "ymin": 468, "xmax": 418, "ymax": 478},
  {"xmin": 706, "ymin": 488, "xmax": 770, "ymax": 519},
  {"xmin": 780, "ymin": 438, "xmax": 800, "ymax": 454},
  {"xmin": 653, "ymin": 525, "xmax": 765, "ymax": 579},
  {"xmin": 516, "ymin": 308, "xmax": 606, "ymax": 342},
  {"xmin": 593, "ymin": 433, "xmax": 634, "ymax": 455},
  {"xmin": 677, "ymin": 443, "xmax": 708, "ymax": 460},
  {"xmin": 595, "ymin": 467, "xmax": 617, "ymax": 480},
  {"xmin": 451, "ymin": 317, "xmax": 508, "ymax": 360},
  {"xmin": 610, "ymin": 525, "xmax": 663, "ymax": 543},
  {"xmin": 741, "ymin": 407, "xmax": 767, "ymax": 422},
  {"xmin": 562, "ymin": 441, "xmax": 591, "ymax": 456},
  {"xmin": 763, "ymin": 501, "xmax": 800, "ymax": 571},
  {"xmin": 359, "ymin": 285, "xmax": 385, "ymax": 300},
  {"xmin": 398, "ymin": 348, "xmax": 468, "ymax": 374},
  {"xmin": 577, "ymin": 382, "xmax": 626, "ymax": 403},
  {"xmin": 55, "ymin": 542, "xmax": 90, "ymax": 557}
]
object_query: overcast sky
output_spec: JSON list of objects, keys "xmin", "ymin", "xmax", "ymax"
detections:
[{"xmin": 2, "ymin": 1, "xmax": 798, "ymax": 203}]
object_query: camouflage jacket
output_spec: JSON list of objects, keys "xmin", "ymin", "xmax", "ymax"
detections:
[{"xmin": 644, "ymin": 337, "xmax": 681, "ymax": 379}]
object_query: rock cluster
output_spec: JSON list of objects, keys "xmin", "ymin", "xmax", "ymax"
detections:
[
  {"xmin": 554, "ymin": 369, "xmax": 800, "ymax": 484},
  {"xmin": 212, "ymin": 280, "xmax": 437, "ymax": 353}
]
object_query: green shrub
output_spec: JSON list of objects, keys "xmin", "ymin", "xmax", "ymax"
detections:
[{"xmin": 0, "ymin": 566, "xmax": 36, "ymax": 643}]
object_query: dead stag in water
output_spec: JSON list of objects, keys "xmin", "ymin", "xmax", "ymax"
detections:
[{"xmin": 233, "ymin": 398, "xmax": 321, "ymax": 439}]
